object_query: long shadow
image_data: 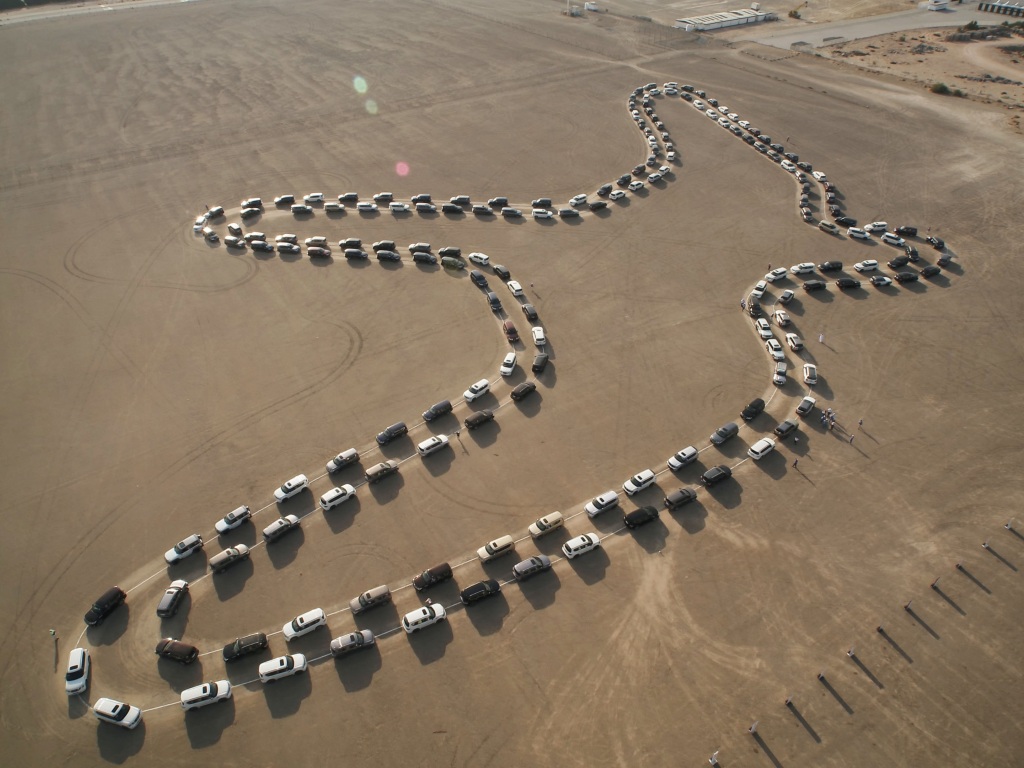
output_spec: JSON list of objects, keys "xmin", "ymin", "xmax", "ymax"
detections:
[
  {"xmin": 671, "ymin": 501, "xmax": 707, "ymax": 534},
  {"xmin": 85, "ymin": 604, "xmax": 130, "ymax": 646},
  {"xmin": 983, "ymin": 543, "xmax": 1018, "ymax": 572},
  {"xmin": 956, "ymin": 563, "xmax": 992, "ymax": 594},
  {"xmin": 785, "ymin": 701, "xmax": 821, "ymax": 743},
  {"xmin": 262, "ymin": 669, "xmax": 312, "ymax": 718},
  {"xmin": 212, "ymin": 558, "xmax": 254, "ymax": 600},
  {"xmin": 849, "ymin": 653, "xmax": 884, "ymax": 689},
  {"xmin": 323, "ymin": 498, "xmax": 360, "ymax": 535},
  {"xmin": 932, "ymin": 583, "xmax": 966, "ymax": 616},
  {"xmin": 751, "ymin": 732, "xmax": 784, "ymax": 768},
  {"xmin": 876, "ymin": 625, "xmax": 913, "ymax": 663},
  {"xmin": 265, "ymin": 528, "xmax": 305, "ymax": 570},
  {"xmin": 1006, "ymin": 524, "xmax": 1024, "ymax": 542},
  {"xmin": 565, "ymin": 547, "xmax": 610, "ymax": 586},
  {"xmin": 184, "ymin": 698, "xmax": 235, "ymax": 748},
  {"xmin": 817, "ymin": 673, "xmax": 853, "ymax": 714},
  {"xmin": 97, "ymin": 720, "xmax": 145, "ymax": 761},
  {"xmin": 333, "ymin": 645, "xmax": 382, "ymax": 692},
  {"xmin": 407, "ymin": 620, "xmax": 454, "ymax": 665},
  {"xmin": 623, "ymin": 518, "xmax": 670, "ymax": 554},
  {"xmin": 465, "ymin": 420, "xmax": 500, "ymax": 448},
  {"xmin": 366, "ymin": 473, "xmax": 405, "ymax": 504},
  {"xmin": 905, "ymin": 604, "xmax": 940, "ymax": 640},
  {"xmin": 463, "ymin": 592, "xmax": 510, "ymax": 637},
  {"xmin": 516, "ymin": 570, "xmax": 560, "ymax": 610}
]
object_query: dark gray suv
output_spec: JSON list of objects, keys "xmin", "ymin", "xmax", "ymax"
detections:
[{"xmin": 376, "ymin": 422, "xmax": 408, "ymax": 445}]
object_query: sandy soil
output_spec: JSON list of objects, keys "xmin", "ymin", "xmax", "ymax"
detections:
[
  {"xmin": 1, "ymin": 1, "xmax": 1022, "ymax": 767},
  {"xmin": 823, "ymin": 28, "xmax": 1024, "ymax": 126}
]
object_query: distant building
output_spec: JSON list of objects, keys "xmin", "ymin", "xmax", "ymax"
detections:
[{"xmin": 674, "ymin": 8, "xmax": 774, "ymax": 31}]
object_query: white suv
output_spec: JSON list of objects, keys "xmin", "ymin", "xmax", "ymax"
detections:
[
  {"xmin": 585, "ymin": 490, "xmax": 620, "ymax": 517},
  {"xmin": 274, "ymin": 474, "xmax": 308, "ymax": 502},
  {"xmin": 320, "ymin": 484, "xmax": 356, "ymax": 511},
  {"xmin": 623, "ymin": 469, "xmax": 656, "ymax": 496},
  {"xmin": 463, "ymin": 379, "xmax": 490, "ymax": 402},
  {"xmin": 180, "ymin": 680, "xmax": 232, "ymax": 710},
  {"xmin": 94, "ymin": 698, "xmax": 142, "ymax": 729},
  {"xmin": 403, "ymin": 604, "xmax": 447, "ymax": 634},
  {"xmin": 259, "ymin": 654, "xmax": 307, "ymax": 683},
  {"xmin": 282, "ymin": 608, "xmax": 326, "ymax": 640},
  {"xmin": 303, "ymin": 193, "xmax": 324, "ymax": 203},
  {"xmin": 562, "ymin": 533, "xmax": 601, "ymax": 559}
]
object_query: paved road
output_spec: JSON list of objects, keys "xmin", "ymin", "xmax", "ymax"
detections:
[{"xmin": 744, "ymin": 2, "xmax": 991, "ymax": 49}]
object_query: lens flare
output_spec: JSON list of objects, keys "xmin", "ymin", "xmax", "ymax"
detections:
[
  {"xmin": 395, "ymin": 162, "xmax": 410, "ymax": 177},
  {"xmin": 365, "ymin": 99, "xmax": 378, "ymax": 115},
  {"xmin": 353, "ymin": 76, "xmax": 368, "ymax": 94}
]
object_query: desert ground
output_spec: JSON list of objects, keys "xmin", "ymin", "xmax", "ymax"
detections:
[{"xmin": 1, "ymin": 1, "xmax": 1022, "ymax": 766}]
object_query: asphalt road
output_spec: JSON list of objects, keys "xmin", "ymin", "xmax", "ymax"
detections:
[{"xmin": 746, "ymin": 2, "xmax": 992, "ymax": 49}]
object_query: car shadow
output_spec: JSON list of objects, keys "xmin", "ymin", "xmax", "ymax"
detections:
[
  {"xmin": 516, "ymin": 570, "xmax": 560, "ymax": 609},
  {"xmin": 624, "ymin": 519, "xmax": 670, "ymax": 554},
  {"xmin": 278, "ymin": 250, "xmax": 303, "ymax": 264},
  {"xmin": 366, "ymin": 473, "xmax": 405, "ymax": 504},
  {"xmin": 85, "ymin": 605, "xmax": 130, "ymax": 646},
  {"xmin": 334, "ymin": 645, "xmax": 383, "ymax": 691},
  {"xmin": 670, "ymin": 501, "xmax": 707, "ymax": 534},
  {"xmin": 465, "ymin": 420, "xmax": 500, "ymax": 448},
  {"xmin": 535, "ymin": 362, "xmax": 556, "ymax": 387},
  {"xmin": 96, "ymin": 720, "xmax": 145, "ymax": 761},
  {"xmin": 753, "ymin": 452, "xmax": 787, "ymax": 480},
  {"xmin": 157, "ymin": 654, "xmax": 203, "ymax": 687},
  {"xmin": 262, "ymin": 669, "xmax": 312, "ymax": 718},
  {"xmin": 250, "ymin": 248, "xmax": 276, "ymax": 262},
  {"xmin": 283, "ymin": 628, "xmax": 331, "ymax": 660},
  {"xmin": 534, "ymin": 216, "xmax": 557, "ymax": 227},
  {"xmin": 839, "ymin": 287, "xmax": 870, "ymax": 300},
  {"xmin": 323, "ymin": 497, "xmax": 360, "ymax": 535},
  {"xmin": 377, "ymin": 259, "xmax": 403, "ymax": 271},
  {"xmin": 217, "ymin": 522, "xmax": 257, "ymax": 548},
  {"xmin": 923, "ymin": 275, "xmax": 950, "ymax": 288},
  {"xmin": 212, "ymin": 558, "xmax": 255, "ymax": 601},
  {"xmin": 68, "ymin": 694, "xmax": 90, "ymax": 720},
  {"xmin": 512, "ymin": 392, "xmax": 542, "ymax": 418},
  {"xmin": 377, "ymin": 437, "xmax": 413, "ymax": 459},
  {"xmin": 705, "ymin": 480, "xmax": 742, "ymax": 510},
  {"xmin": 407, "ymin": 620, "xmax": 454, "ymax": 665},
  {"xmin": 184, "ymin": 698, "xmax": 235, "ymax": 747},
  {"xmin": 712, "ymin": 439, "xmax": 748, "ymax": 461},
  {"xmin": 559, "ymin": 215, "xmax": 584, "ymax": 226},
  {"xmin": 565, "ymin": 548, "xmax": 610, "ymax": 585},
  {"xmin": 464, "ymin": 593, "xmax": 510, "ymax": 636},
  {"xmin": 167, "ymin": 554, "xmax": 209, "ymax": 583},
  {"xmin": 804, "ymin": 289, "xmax": 835, "ymax": 304},
  {"xmin": 265, "ymin": 528, "xmax": 305, "ymax": 570},
  {"xmin": 422, "ymin": 448, "xmax": 455, "ymax": 477},
  {"xmin": 900, "ymin": 280, "xmax": 927, "ymax": 294},
  {"xmin": 351, "ymin": 603, "xmax": 400, "ymax": 633}
]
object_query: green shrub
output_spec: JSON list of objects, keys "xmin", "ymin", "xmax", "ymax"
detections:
[{"xmin": 931, "ymin": 82, "xmax": 951, "ymax": 94}]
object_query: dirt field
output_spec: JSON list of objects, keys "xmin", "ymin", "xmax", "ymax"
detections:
[{"xmin": 1, "ymin": 1, "xmax": 1022, "ymax": 766}]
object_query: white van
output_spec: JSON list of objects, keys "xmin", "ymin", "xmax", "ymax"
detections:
[{"xmin": 747, "ymin": 437, "xmax": 777, "ymax": 461}]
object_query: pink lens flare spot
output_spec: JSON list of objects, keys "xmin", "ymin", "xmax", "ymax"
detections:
[{"xmin": 395, "ymin": 162, "xmax": 410, "ymax": 177}]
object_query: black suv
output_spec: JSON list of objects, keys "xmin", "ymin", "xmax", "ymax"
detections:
[
  {"xmin": 818, "ymin": 261, "xmax": 843, "ymax": 272},
  {"xmin": 774, "ymin": 419, "xmax": 799, "ymax": 438},
  {"xmin": 596, "ymin": 183, "xmax": 613, "ymax": 197},
  {"xmin": 493, "ymin": 265, "xmax": 511, "ymax": 281},
  {"xmin": 895, "ymin": 225, "xmax": 917, "ymax": 237},
  {"xmin": 836, "ymin": 277, "xmax": 861, "ymax": 290},
  {"xmin": 376, "ymin": 422, "xmax": 408, "ymax": 446},
  {"xmin": 803, "ymin": 280, "xmax": 827, "ymax": 292},
  {"xmin": 460, "ymin": 579, "xmax": 501, "ymax": 606},
  {"xmin": 511, "ymin": 382, "xmax": 536, "ymax": 402},
  {"xmin": 741, "ymin": 398, "xmax": 765, "ymax": 421},
  {"xmin": 412, "ymin": 252, "xmax": 436, "ymax": 265},
  {"xmin": 488, "ymin": 197, "xmax": 509, "ymax": 208},
  {"xmin": 532, "ymin": 353, "xmax": 549, "ymax": 373},
  {"xmin": 700, "ymin": 465, "xmax": 733, "ymax": 487},
  {"xmin": 154, "ymin": 638, "xmax": 199, "ymax": 664},
  {"xmin": 887, "ymin": 255, "xmax": 910, "ymax": 269},
  {"xmin": 521, "ymin": 304, "xmax": 538, "ymax": 321},
  {"xmin": 624, "ymin": 506, "xmax": 660, "ymax": 529},
  {"xmin": 422, "ymin": 400, "xmax": 452, "ymax": 422},
  {"xmin": 413, "ymin": 562, "xmax": 453, "ymax": 591},
  {"xmin": 222, "ymin": 632, "xmax": 269, "ymax": 662},
  {"xmin": 465, "ymin": 409, "xmax": 495, "ymax": 429},
  {"xmin": 84, "ymin": 586, "xmax": 126, "ymax": 626}
]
